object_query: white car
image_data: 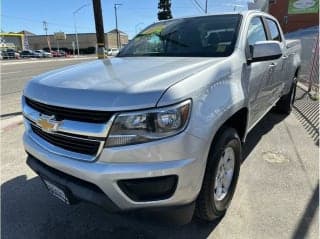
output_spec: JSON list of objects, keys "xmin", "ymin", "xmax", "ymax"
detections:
[
  {"xmin": 35, "ymin": 50, "xmax": 52, "ymax": 58},
  {"xmin": 106, "ymin": 48, "xmax": 119, "ymax": 56}
]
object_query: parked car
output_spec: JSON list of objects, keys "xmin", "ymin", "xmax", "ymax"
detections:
[
  {"xmin": 20, "ymin": 50, "xmax": 41, "ymax": 58},
  {"xmin": 23, "ymin": 11, "xmax": 301, "ymax": 223},
  {"xmin": 51, "ymin": 50, "xmax": 66, "ymax": 57},
  {"xmin": 57, "ymin": 50, "xmax": 66, "ymax": 57},
  {"xmin": 2, "ymin": 49, "xmax": 20, "ymax": 59},
  {"xmin": 106, "ymin": 48, "xmax": 119, "ymax": 56},
  {"xmin": 35, "ymin": 50, "xmax": 52, "ymax": 58},
  {"xmin": 50, "ymin": 50, "xmax": 59, "ymax": 57}
]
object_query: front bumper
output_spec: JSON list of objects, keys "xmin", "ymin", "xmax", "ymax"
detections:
[{"xmin": 23, "ymin": 128, "xmax": 207, "ymax": 211}]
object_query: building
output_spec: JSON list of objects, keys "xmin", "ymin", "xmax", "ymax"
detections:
[
  {"xmin": 105, "ymin": 29, "xmax": 129, "ymax": 49},
  {"xmin": 268, "ymin": 0, "xmax": 319, "ymax": 33},
  {"xmin": 0, "ymin": 33, "xmax": 25, "ymax": 50},
  {"xmin": 26, "ymin": 29, "xmax": 128, "ymax": 53}
]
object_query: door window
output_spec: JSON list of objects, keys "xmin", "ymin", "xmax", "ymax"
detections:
[
  {"xmin": 266, "ymin": 19, "xmax": 282, "ymax": 42},
  {"xmin": 247, "ymin": 17, "xmax": 267, "ymax": 47}
]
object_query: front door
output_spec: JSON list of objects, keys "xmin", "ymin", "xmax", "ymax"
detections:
[{"xmin": 245, "ymin": 16, "xmax": 274, "ymax": 127}]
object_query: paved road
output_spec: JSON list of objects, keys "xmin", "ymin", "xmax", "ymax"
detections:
[{"xmin": 1, "ymin": 57, "xmax": 95, "ymax": 117}]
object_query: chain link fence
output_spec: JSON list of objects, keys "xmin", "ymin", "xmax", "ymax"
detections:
[
  {"xmin": 286, "ymin": 26, "xmax": 319, "ymax": 97},
  {"xmin": 286, "ymin": 26, "xmax": 319, "ymax": 145}
]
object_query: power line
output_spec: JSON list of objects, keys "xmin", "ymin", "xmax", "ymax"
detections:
[
  {"xmin": 189, "ymin": 0, "xmax": 203, "ymax": 13},
  {"xmin": 0, "ymin": 14, "xmax": 92, "ymax": 31},
  {"xmin": 193, "ymin": 0, "xmax": 205, "ymax": 12}
]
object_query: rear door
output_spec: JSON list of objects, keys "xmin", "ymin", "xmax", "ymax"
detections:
[{"xmin": 263, "ymin": 17, "xmax": 287, "ymax": 102}]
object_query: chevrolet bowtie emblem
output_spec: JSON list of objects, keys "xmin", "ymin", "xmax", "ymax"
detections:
[{"xmin": 37, "ymin": 115, "xmax": 60, "ymax": 132}]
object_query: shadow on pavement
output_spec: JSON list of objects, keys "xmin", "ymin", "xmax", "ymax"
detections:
[
  {"xmin": 242, "ymin": 112, "xmax": 287, "ymax": 162},
  {"xmin": 1, "ymin": 112, "xmax": 291, "ymax": 239},
  {"xmin": 292, "ymin": 183, "xmax": 319, "ymax": 239},
  {"xmin": 293, "ymin": 86, "xmax": 319, "ymax": 146},
  {"xmin": 1, "ymin": 175, "xmax": 221, "ymax": 239}
]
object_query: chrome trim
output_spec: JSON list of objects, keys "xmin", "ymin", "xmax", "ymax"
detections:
[
  {"xmin": 22, "ymin": 97, "xmax": 115, "ymax": 162},
  {"xmin": 117, "ymin": 99, "xmax": 192, "ymax": 117},
  {"xmin": 22, "ymin": 97, "xmax": 115, "ymax": 138},
  {"xmin": 28, "ymin": 122, "xmax": 103, "ymax": 161},
  {"xmin": 30, "ymin": 123, "xmax": 102, "ymax": 143}
]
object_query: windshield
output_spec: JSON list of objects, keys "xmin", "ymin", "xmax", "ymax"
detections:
[{"xmin": 118, "ymin": 14, "xmax": 241, "ymax": 57}]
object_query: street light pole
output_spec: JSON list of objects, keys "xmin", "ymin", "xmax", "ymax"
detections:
[
  {"xmin": 73, "ymin": 14, "xmax": 79, "ymax": 56},
  {"xmin": 114, "ymin": 3, "xmax": 122, "ymax": 49},
  {"xmin": 73, "ymin": 4, "xmax": 89, "ymax": 56},
  {"xmin": 42, "ymin": 21, "xmax": 51, "ymax": 52}
]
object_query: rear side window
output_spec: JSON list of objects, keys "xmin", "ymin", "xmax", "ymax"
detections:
[
  {"xmin": 266, "ymin": 19, "xmax": 282, "ymax": 42},
  {"xmin": 247, "ymin": 17, "xmax": 267, "ymax": 47}
]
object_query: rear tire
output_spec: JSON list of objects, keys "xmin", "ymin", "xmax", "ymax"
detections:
[
  {"xmin": 196, "ymin": 127, "xmax": 241, "ymax": 221},
  {"xmin": 275, "ymin": 80, "xmax": 297, "ymax": 115}
]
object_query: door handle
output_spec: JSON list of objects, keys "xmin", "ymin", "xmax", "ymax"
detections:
[{"xmin": 269, "ymin": 63, "xmax": 277, "ymax": 67}]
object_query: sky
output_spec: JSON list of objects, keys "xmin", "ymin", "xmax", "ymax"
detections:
[{"xmin": 1, "ymin": 0, "xmax": 254, "ymax": 39}]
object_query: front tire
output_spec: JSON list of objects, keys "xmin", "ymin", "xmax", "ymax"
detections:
[{"xmin": 196, "ymin": 127, "xmax": 241, "ymax": 221}]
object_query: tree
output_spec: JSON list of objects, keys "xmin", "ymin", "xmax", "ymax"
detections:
[{"xmin": 158, "ymin": 0, "xmax": 172, "ymax": 20}]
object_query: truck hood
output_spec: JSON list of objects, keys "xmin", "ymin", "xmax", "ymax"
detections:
[{"xmin": 24, "ymin": 57, "xmax": 223, "ymax": 111}]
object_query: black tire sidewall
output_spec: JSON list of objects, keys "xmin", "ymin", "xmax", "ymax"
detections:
[
  {"xmin": 197, "ymin": 127, "xmax": 241, "ymax": 220},
  {"xmin": 211, "ymin": 137, "xmax": 241, "ymax": 212}
]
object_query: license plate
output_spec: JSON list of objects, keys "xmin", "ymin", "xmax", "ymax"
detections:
[{"xmin": 42, "ymin": 179, "xmax": 70, "ymax": 205}]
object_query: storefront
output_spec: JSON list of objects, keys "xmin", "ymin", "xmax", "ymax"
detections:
[{"xmin": 269, "ymin": 0, "xmax": 319, "ymax": 33}]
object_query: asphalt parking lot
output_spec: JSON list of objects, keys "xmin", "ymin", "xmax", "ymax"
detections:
[
  {"xmin": 1, "ymin": 56, "xmax": 95, "ymax": 117},
  {"xmin": 1, "ymin": 58, "xmax": 319, "ymax": 239}
]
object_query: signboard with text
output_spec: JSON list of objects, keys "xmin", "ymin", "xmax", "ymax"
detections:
[
  {"xmin": 54, "ymin": 32, "xmax": 66, "ymax": 40},
  {"xmin": 288, "ymin": 0, "xmax": 319, "ymax": 14}
]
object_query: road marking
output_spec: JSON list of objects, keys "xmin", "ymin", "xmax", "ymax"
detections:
[
  {"xmin": 1, "ymin": 71, "xmax": 21, "ymax": 75},
  {"xmin": 0, "ymin": 56, "xmax": 96, "ymax": 66}
]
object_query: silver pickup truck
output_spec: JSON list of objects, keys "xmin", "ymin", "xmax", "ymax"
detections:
[{"xmin": 23, "ymin": 11, "xmax": 301, "ymax": 222}]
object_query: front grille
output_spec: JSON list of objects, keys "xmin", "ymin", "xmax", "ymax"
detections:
[
  {"xmin": 31, "ymin": 125, "xmax": 101, "ymax": 155},
  {"xmin": 25, "ymin": 97, "xmax": 114, "ymax": 123}
]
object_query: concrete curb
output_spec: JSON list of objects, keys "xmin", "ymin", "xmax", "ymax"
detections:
[{"xmin": 1, "ymin": 115, "xmax": 23, "ymax": 133}]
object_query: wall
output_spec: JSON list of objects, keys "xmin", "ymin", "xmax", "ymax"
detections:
[
  {"xmin": 27, "ymin": 32, "xmax": 129, "ymax": 53},
  {"xmin": 0, "ymin": 35, "xmax": 23, "ymax": 50},
  {"xmin": 269, "ymin": 0, "xmax": 319, "ymax": 33}
]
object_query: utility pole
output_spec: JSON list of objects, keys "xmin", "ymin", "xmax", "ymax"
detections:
[
  {"xmin": 92, "ymin": 0, "xmax": 106, "ymax": 59},
  {"xmin": 205, "ymin": 0, "xmax": 208, "ymax": 14},
  {"xmin": 114, "ymin": 3, "xmax": 122, "ymax": 49},
  {"xmin": 42, "ymin": 21, "xmax": 51, "ymax": 52}
]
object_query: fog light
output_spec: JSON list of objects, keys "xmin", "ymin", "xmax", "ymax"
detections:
[{"xmin": 118, "ymin": 175, "xmax": 178, "ymax": 202}]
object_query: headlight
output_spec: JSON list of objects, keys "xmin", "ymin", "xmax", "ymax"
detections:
[{"xmin": 105, "ymin": 99, "xmax": 192, "ymax": 147}]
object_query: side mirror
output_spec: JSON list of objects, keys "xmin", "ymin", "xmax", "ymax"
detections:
[{"xmin": 249, "ymin": 41, "xmax": 282, "ymax": 63}]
